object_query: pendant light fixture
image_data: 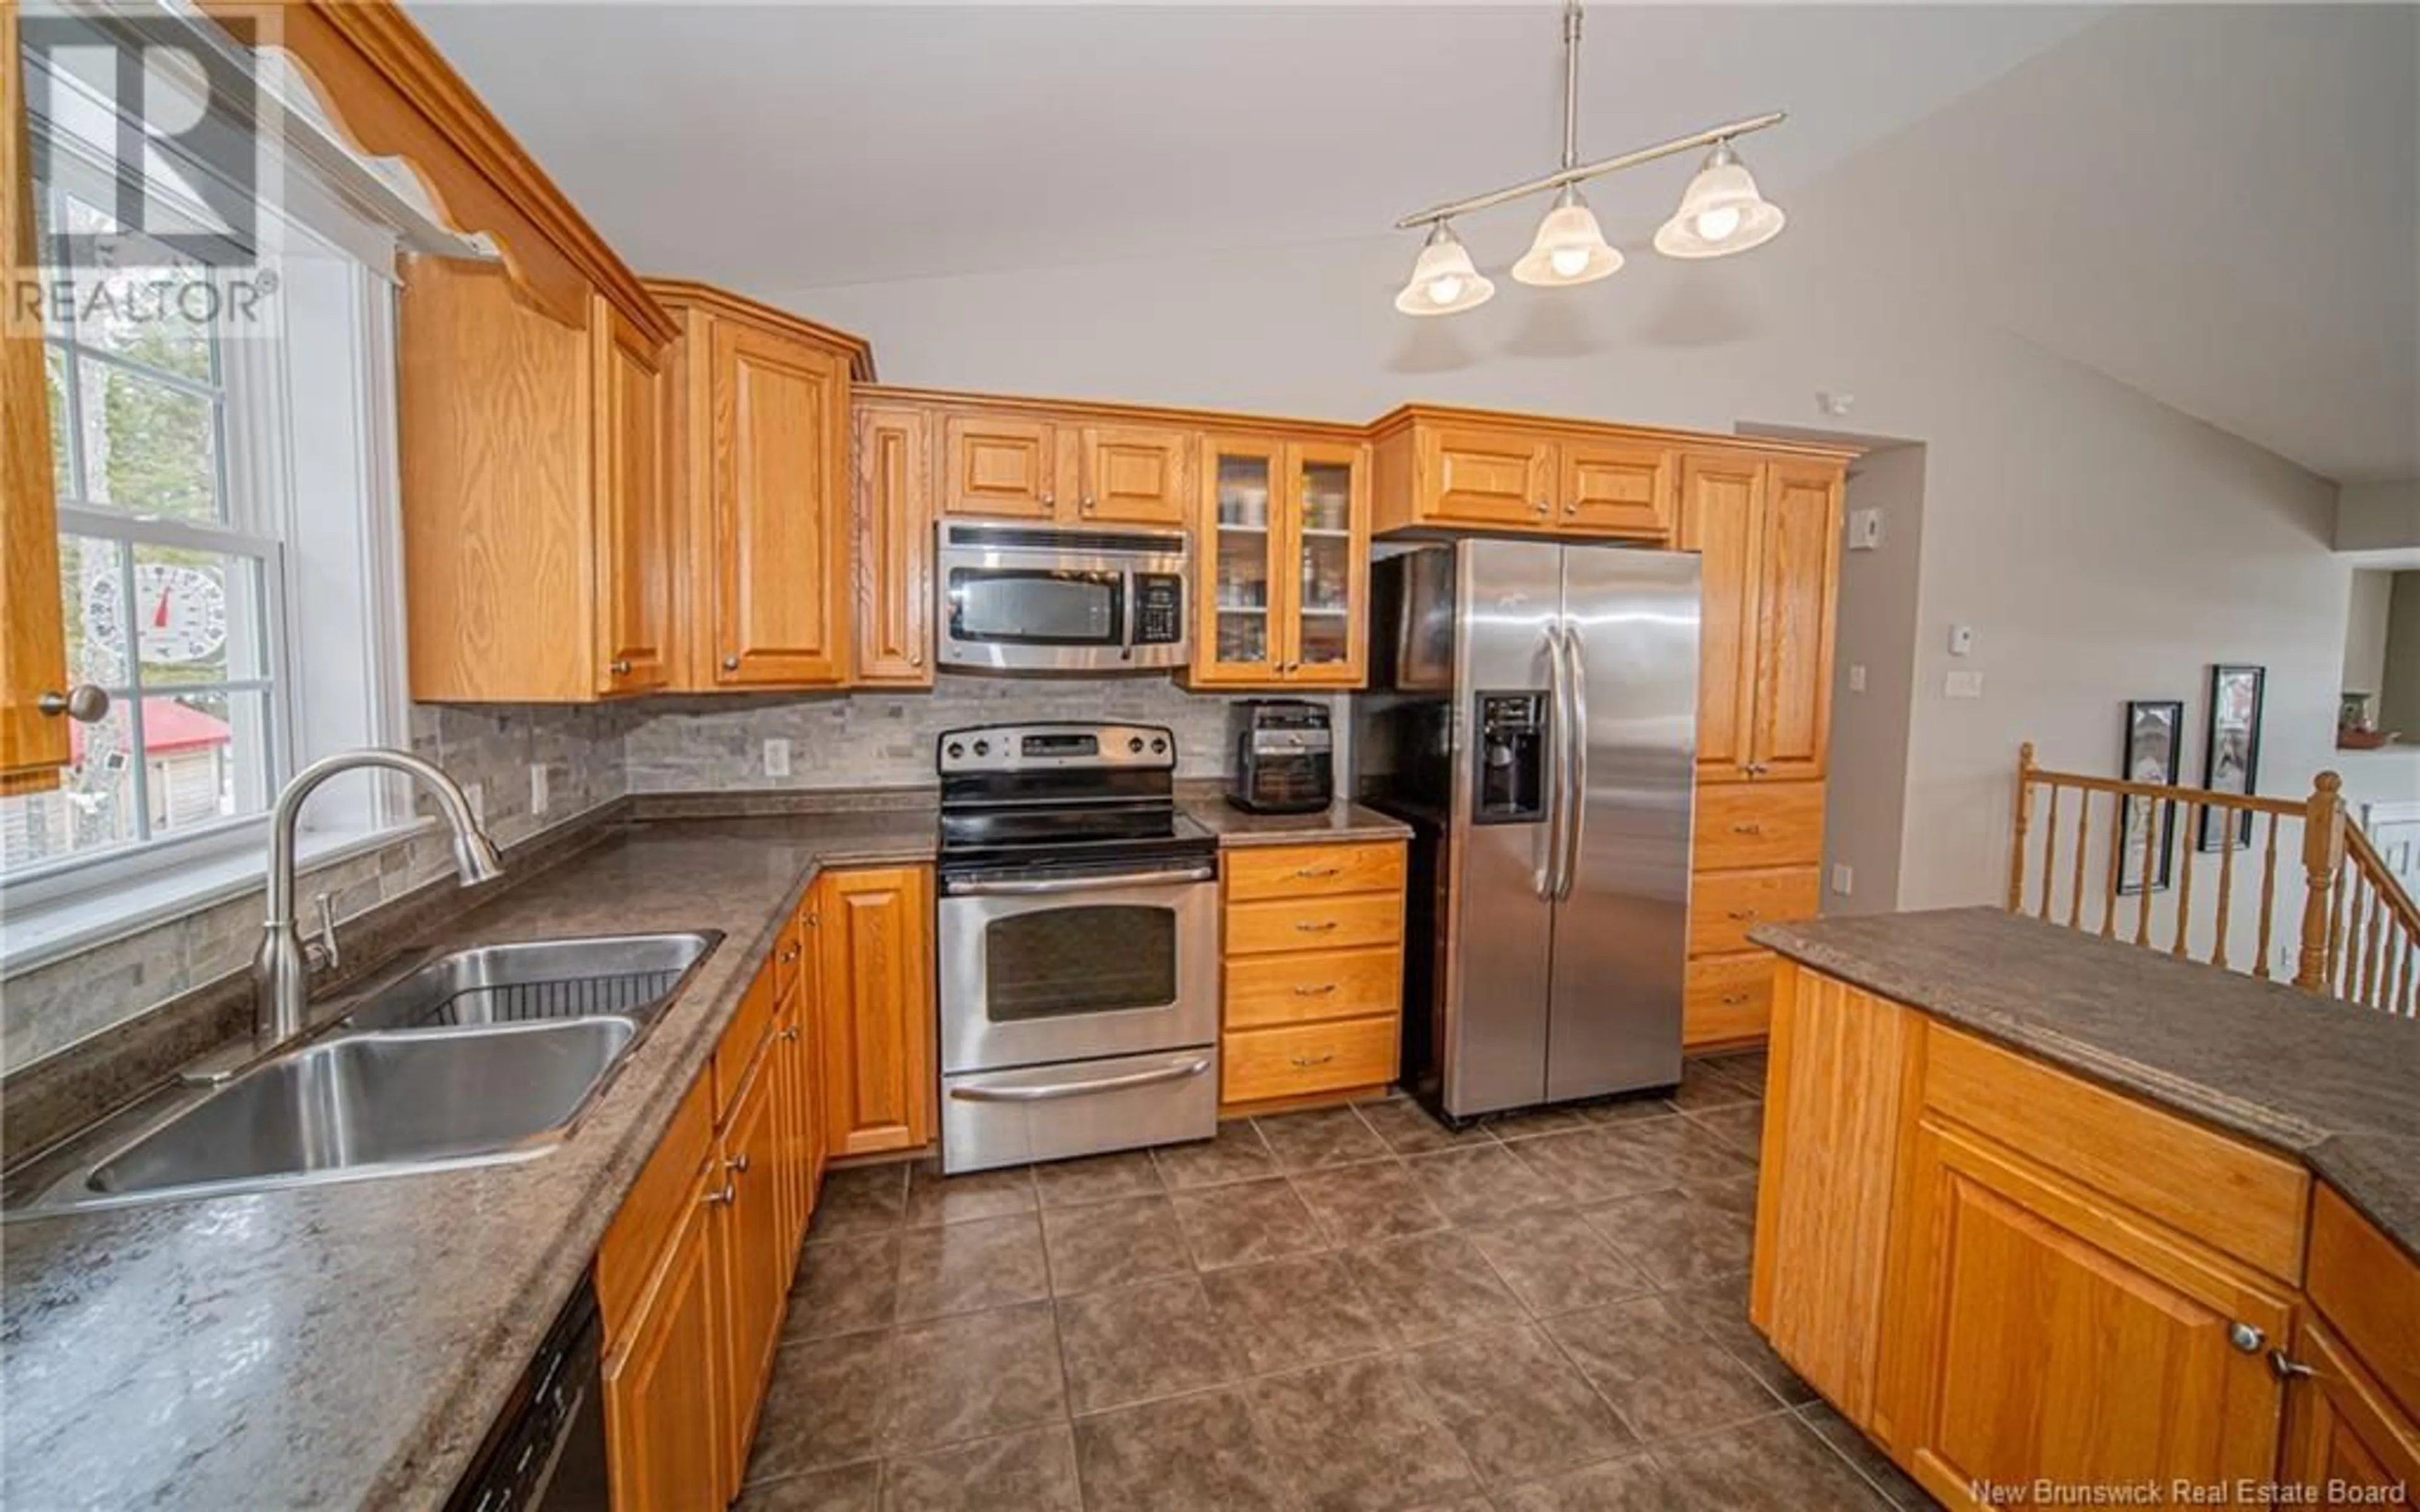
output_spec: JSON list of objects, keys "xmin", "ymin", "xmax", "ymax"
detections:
[
  {"xmin": 1393, "ymin": 220, "xmax": 1495, "ymax": 316},
  {"xmin": 1392, "ymin": 1, "xmax": 1789, "ymax": 316}
]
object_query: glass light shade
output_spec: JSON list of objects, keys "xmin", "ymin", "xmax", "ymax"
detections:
[
  {"xmin": 1654, "ymin": 143, "xmax": 1786, "ymax": 259},
  {"xmin": 1511, "ymin": 188, "xmax": 1623, "ymax": 287},
  {"xmin": 1394, "ymin": 223, "xmax": 1495, "ymax": 316}
]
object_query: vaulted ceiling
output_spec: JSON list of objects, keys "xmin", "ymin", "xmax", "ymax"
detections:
[{"xmin": 406, "ymin": 3, "xmax": 2418, "ymax": 482}]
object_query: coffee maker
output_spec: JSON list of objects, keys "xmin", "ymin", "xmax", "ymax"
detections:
[{"xmin": 1225, "ymin": 700, "xmax": 1334, "ymax": 815}]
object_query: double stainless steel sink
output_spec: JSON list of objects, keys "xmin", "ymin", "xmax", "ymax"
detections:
[{"xmin": 6, "ymin": 932, "xmax": 720, "ymax": 1217}]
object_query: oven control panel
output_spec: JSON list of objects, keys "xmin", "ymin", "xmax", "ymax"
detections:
[{"xmin": 938, "ymin": 722, "xmax": 1175, "ymax": 774}]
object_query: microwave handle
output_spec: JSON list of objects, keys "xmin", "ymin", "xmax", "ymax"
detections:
[
  {"xmin": 1121, "ymin": 571, "xmax": 1137, "ymax": 662},
  {"xmin": 945, "ymin": 866, "xmax": 1216, "ymax": 897}
]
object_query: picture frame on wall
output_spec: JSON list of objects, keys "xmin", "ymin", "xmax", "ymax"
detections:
[
  {"xmin": 2118, "ymin": 699, "xmax": 2183, "ymax": 895},
  {"xmin": 2198, "ymin": 665, "xmax": 2266, "ymax": 851}
]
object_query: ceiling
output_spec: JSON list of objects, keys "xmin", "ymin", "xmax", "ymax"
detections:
[{"xmin": 405, "ymin": 3, "xmax": 2417, "ymax": 483}]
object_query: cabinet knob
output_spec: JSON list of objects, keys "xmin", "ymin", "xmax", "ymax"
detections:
[
  {"xmin": 722, "ymin": 653, "xmax": 741, "ymax": 672},
  {"xmin": 609, "ymin": 658, "xmax": 633, "ymax": 676},
  {"xmin": 701, "ymin": 1182, "xmax": 735, "ymax": 1207},
  {"xmin": 2228, "ymin": 1322, "xmax": 2266, "ymax": 1354},
  {"xmin": 1082, "ymin": 495, "xmax": 1097, "ymax": 514},
  {"xmin": 727, "ymin": 1153, "xmax": 751, "ymax": 1176},
  {"xmin": 909, "ymin": 650, "xmax": 925, "ymax": 667},
  {"xmin": 1564, "ymin": 502, "xmax": 1579, "ymax": 516},
  {"xmin": 37, "ymin": 685, "xmax": 108, "ymax": 722},
  {"xmin": 1041, "ymin": 491, "xmax": 1055, "ymax": 508},
  {"xmin": 781, "ymin": 1025, "xmax": 800, "ymax": 1042},
  {"xmin": 1533, "ymin": 499, "xmax": 1551, "ymax": 517}
]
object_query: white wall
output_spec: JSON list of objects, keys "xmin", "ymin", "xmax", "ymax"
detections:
[
  {"xmin": 780, "ymin": 102, "xmax": 2351, "ymax": 915},
  {"xmin": 1817, "ymin": 443, "xmax": 1927, "ymax": 914},
  {"xmin": 2345, "ymin": 570, "xmax": 2394, "ymax": 700}
]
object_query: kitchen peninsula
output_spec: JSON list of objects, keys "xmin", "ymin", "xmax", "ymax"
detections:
[{"xmin": 1746, "ymin": 908, "xmax": 2420, "ymax": 1509}]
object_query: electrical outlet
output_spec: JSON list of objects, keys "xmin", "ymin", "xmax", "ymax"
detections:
[
  {"xmin": 1831, "ymin": 863, "xmax": 1854, "ymax": 896},
  {"xmin": 1945, "ymin": 670, "xmax": 1985, "ymax": 699},
  {"xmin": 1848, "ymin": 663, "xmax": 1868, "ymax": 694},
  {"xmin": 464, "ymin": 782, "xmax": 486, "ymax": 827},
  {"xmin": 763, "ymin": 739, "xmax": 792, "ymax": 779},
  {"xmin": 529, "ymin": 762, "xmax": 550, "ymax": 817}
]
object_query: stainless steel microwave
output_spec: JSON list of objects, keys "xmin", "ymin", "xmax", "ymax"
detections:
[{"xmin": 936, "ymin": 522, "xmax": 1190, "ymax": 673}]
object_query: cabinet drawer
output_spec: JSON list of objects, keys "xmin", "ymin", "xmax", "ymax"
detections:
[
  {"xmin": 773, "ymin": 908, "xmax": 808, "ymax": 1007},
  {"xmin": 1223, "ymin": 1016, "xmax": 1398, "ymax": 1105},
  {"xmin": 597, "ymin": 1070, "xmax": 716, "ymax": 1341},
  {"xmin": 1683, "ymin": 954, "xmax": 1773, "ymax": 1046},
  {"xmin": 1226, "ymin": 947, "xmax": 1402, "ymax": 1030},
  {"xmin": 1227, "ymin": 893, "xmax": 1404, "ymax": 956},
  {"xmin": 1922, "ymin": 1025, "xmax": 2309, "ymax": 1282},
  {"xmin": 1694, "ymin": 781, "xmax": 1826, "ymax": 873},
  {"xmin": 1225, "ymin": 842, "xmax": 1407, "ymax": 903},
  {"xmin": 1687, "ymin": 866, "xmax": 1819, "ymax": 958},
  {"xmin": 2308, "ymin": 1184, "xmax": 2420, "ymax": 1419},
  {"xmin": 713, "ymin": 962, "xmax": 780, "ymax": 1120}
]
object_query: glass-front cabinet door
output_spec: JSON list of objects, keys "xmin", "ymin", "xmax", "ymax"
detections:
[
  {"xmin": 1284, "ymin": 441, "xmax": 1368, "ymax": 685},
  {"xmin": 1192, "ymin": 437, "xmax": 1284, "ymax": 684}
]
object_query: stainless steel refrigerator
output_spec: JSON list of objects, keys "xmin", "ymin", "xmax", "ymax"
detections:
[{"xmin": 1352, "ymin": 539, "xmax": 1700, "ymax": 1119}]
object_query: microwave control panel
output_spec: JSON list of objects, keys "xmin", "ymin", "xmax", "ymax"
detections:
[{"xmin": 1134, "ymin": 574, "xmax": 1185, "ymax": 646}]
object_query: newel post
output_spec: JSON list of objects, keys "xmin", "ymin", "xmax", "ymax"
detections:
[
  {"xmin": 2294, "ymin": 771, "xmax": 2347, "ymax": 992},
  {"xmin": 2006, "ymin": 742, "xmax": 2036, "ymax": 912}
]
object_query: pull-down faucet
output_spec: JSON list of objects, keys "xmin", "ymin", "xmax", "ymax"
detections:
[{"xmin": 253, "ymin": 748, "xmax": 504, "ymax": 1050}]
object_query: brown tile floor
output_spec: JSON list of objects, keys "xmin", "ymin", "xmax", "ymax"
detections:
[{"xmin": 741, "ymin": 1050, "xmax": 1941, "ymax": 1511}]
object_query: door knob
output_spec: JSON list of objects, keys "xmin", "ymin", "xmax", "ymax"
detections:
[{"xmin": 37, "ymin": 685, "xmax": 108, "ymax": 722}]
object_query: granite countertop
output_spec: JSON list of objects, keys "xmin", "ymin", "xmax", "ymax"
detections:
[
  {"xmin": 1181, "ymin": 797, "xmax": 1413, "ymax": 847},
  {"xmin": 0, "ymin": 807, "xmax": 938, "ymax": 1512},
  {"xmin": 1749, "ymin": 907, "xmax": 2420, "ymax": 1263}
]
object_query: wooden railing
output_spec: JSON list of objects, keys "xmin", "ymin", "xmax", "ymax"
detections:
[{"xmin": 2007, "ymin": 743, "xmax": 2418, "ymax": 1014}]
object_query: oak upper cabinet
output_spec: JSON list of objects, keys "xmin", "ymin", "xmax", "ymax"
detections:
[
  {"xmin": 1185, "ymin": 435, "xmax": 1371, "ymax": 689},
  {"xmin": 1, "ymin": 4, "xmax": 76, "ymax": 793},
  {"xmin": 853, "ymin": 403, "xmax": 933, "ymax": 686},
  {"xmin": 938, "ymin": 404, "xmax": 1192, "ymax": 526},
  {"xmin": 1370, "ymin": 409, "xmax": 1674, "ymax": 541},
  {"xmin": 396, "ymin": 259, "xmax": 676, "ymax": 702},
  {"xmin": 813, "ymin": 865, "xmax": 936, "ymax": 1159},
  {"xmin": 649, "ymin": 281, "xmax": 872, "ymax": 691},
  {"xmin": 1679, "ymin": 453, "xmax": 1843, "ymax": 784}
]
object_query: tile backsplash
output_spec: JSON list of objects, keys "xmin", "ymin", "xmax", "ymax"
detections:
[
  {"xmin": 623, "ymin": 674, "xmax": 1313, "ymax": 793},
  {"xmin": 3, "ymin": 677, "xmax": 1320, "ymax": 1076}
]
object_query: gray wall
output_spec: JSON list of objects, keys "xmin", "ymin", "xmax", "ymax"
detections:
[
  {"xmin": 2382, "ymin": 573, "xmax": 2420, "ymax": 737},
  {"xmin": 1821, "ymin": 443, "xmax": 1928, "ymax": 914}
]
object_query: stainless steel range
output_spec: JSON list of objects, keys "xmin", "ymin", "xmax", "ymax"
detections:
[{"xmin": 935, "ymin": 721, "xmax": 1221, "ymax": 1173}]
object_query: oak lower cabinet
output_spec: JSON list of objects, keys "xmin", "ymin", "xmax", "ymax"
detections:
[
  {"xmin": 648, "ymin": 282, "xmax": 873, "ymax": 691},
  {"xmin": 715, "ymin": 1041, "xmax": 786, "ymax": 1494},
  {"xmin": 812, "ymin": 865, "xmax": 936, "ymax": 1157},
  {"xmin": 1218, "ymin": 840, "xmax": 1406, "ymax": 1110},
  {"xmin": 602, "ymin": 1148, "xmax": 729, "ymax": 1512},
  {"xmin": 396, "ymin": 260, "xmax": 676, "ymax": 702},
  {"xmin": 2288, "ymin": 1186, "xmax": 2420, "ymax": 1496},
  {"xmin": 1, "ymin": 6, "xmax": 74, "ymax": 792}
]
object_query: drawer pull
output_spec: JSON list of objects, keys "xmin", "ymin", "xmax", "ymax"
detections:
[
  {"xmin": 1719, "ymin": 993, "xmax": 1751, "ymax": 1006},
  {"xmin": 780, "ymin": 946, "xmax": 800, "ymax": 964},
  {"xmin": 1289, "ymin": 1051, "xmax": 1338, "ymax": 1069},
  {"xmin": 726, "ymin": 1153, "xmax": 751, "ymax": 1176},
  {"xmin": 701, "ymin": 1182, "xmax": 735, "ymax": 1208},
  {"xmin": 1296, "ymin": 920, "xmax": 1340, "ymax": 934},
  {"xmin": 1729, "ymin": 823, "xmax": 1762, "ymax": 835},
  {"xmin": 1293, "ymin": 983, "xmax": 1339, "ymax": 997},
  {"xmin": 1726, "ymin": 909, "xmax": 1759, "ymax": 922},
  {"xmin": 1296, "ymin": 866, "xmax": 1341, "ymax": 879}
]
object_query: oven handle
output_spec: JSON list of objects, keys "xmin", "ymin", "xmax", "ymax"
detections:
[
  {"xmin": 948, "ymin": 1057, "xmax": 1213, "ymax": 1103},
  {"xmin": 943, "ymin": 866, "xmax": 1216, "ymax": 897}
]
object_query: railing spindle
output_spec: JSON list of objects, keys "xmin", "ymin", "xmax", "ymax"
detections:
[
  {"xmin": 2007, "ymin": 743, "xmax": 2036, "ymax": 913},
  {"xmin": 2328, "ymin": 856, "xmax": 2351, "ymax": 994},
  {"xmin": 2038, "ymin": 786, "xmax": 2060, "ymax": 920},
  {"xmin": 2298, "ymin": 773, "xmax": 2348, "ymax": 993},
  {"xmin": 2253, "ymin": 813, "xmax": 2279, "ymax": 980},
  {"xmin": 2135, "ymin": 798, "xmax": 2159, "ymax": 948},
  {"xmin": 2213, "ymin": 814, "xmax": 2237, "ymax": 971},
  {"xmin": 2360, "ymin": 879, "xmax": 2384, "ymax": 1007},
  {"xmin": 2172, "ymin": 803, "xmax": 2198, "ymax": 959},
  {"xmin": 2068, "ymin": 787, "xmax": 2092, "ymax": 930},
  {"xmin": 2102, "ymin": 791, "xmax": 2124, "ymax": 939}
]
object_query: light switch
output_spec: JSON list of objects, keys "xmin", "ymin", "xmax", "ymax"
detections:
[
  {"xmin": 1848, "ymin": 663, "xmax": 1868, "ymax": 694},
  {"xmin": 529, "ymin": 762, "xmax": 550, "ymax": 817},
  {"xmin": 1949, "ymin": 624, "xmax": 1976, "ymax": 657},
  {"xmin": 1847, "ymin": 508, "xmax": 1884, "ymax": 551},
  {"xmin": 1831, "ymin": 863, "xmax": 1854, "ymax": 895},
  {"xmin": 1945, "ymin": 670, "xmax": 1985, "ymax": 699},
  {"xmin": 763, "ymin": 739, "xmax": 792, "ymax": 779}
]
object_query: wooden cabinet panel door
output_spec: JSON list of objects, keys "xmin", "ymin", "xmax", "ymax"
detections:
[
  {"xmin": 594, "ymin": 302, "xmax": 672, "ymax": 694},
  {"xmin": 1750, "ymin": 462, "xmax": 1843, "ymax": 781},
  {"xmin": 1080, "ymin": 425, "xmax": 1190, "ymax": 526},
  {"xmin": 604, "ymin": 1161, "xmax": 729, "ymax": 1512},
  {"xmin": 1678, "ymin": 455, "xmax": 1763, "ymax": 784},
  {"xmin": 2, "ymin": 4, "xmax": 73, "ymax": 792},
  {"xmin": 771, "ymin": 1001, "xmax": 812, "ymax": 1265},
  {"xmin": 1282, "ymin": 440, "xmax": 1370, "ymax": 687},
  {"xmin": 1559, "ymin": 440, "xmax": 1674, "ymax": 539},
  {"xmin": 942, "ymin": 413, "xmax": 1056, "ymax": 518},
  {"xmin": 708, "ymin": 321, "xmax": 849, "ymax": 686},
  {"xmin": 853, "ymin": 405, "xmax": 933, "ymax": 685},
  {"xmin": 815, "ymin": 866, "xmax": 936, "ymax": 1158},
  {"xmin": 1420, "ymin": 427, "xmax": 1553, "ymax": 529},
  {"xmin": 1191, "ymin": 436, "xmax": 1286, "ymax": 685},
  {"xmin": 1883, "ymin": 1120, "xmax": 2291, "ymax": 1509},
  {"xmin": 718, "ymin": 1053, "xmax": 787, "ymax": 1488},
  {"xmin": 2280, "ymin": 1317, "xmax": 2420, "ymax": 1499}
]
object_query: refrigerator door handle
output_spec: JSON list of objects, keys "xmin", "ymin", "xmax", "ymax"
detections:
[
  {"xmin": 1558, "ymin": 622, "xmax": 1589, "ymax": 902},
  {"xmin": 1538, "ymin": 622, "xmax": 1567, "ymax": 902}
]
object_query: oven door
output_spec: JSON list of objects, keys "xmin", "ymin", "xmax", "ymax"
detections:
[{"xmin": 938, "ymin": 864, "xmax": 1219, "ymax": 1074}]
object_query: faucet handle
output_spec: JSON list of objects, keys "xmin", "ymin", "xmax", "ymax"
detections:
[{"xmin": 306, "ymin": 891, "xmax": 342, "ymax": 975}]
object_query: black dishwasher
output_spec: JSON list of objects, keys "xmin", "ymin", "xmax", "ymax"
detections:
[{"xmin": 446, "ymin": 1274, "xmax": 610, "ymax": 1512}]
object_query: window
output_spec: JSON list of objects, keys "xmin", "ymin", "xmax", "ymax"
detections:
[{"xmin": 1, "ymin": 20, "xmax": 411, "ymax": 932}]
